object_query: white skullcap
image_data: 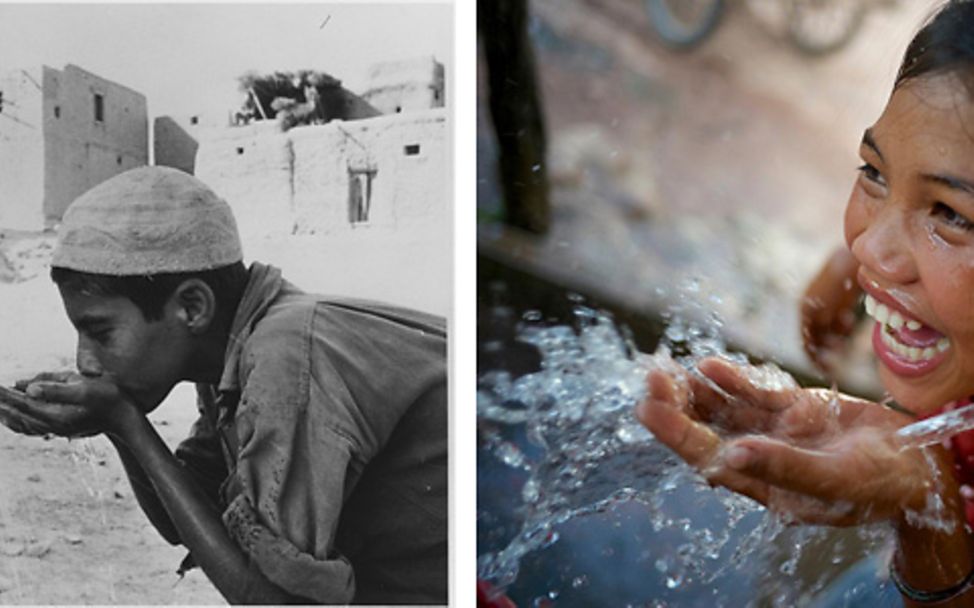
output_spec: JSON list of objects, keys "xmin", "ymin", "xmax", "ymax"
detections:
[{"xmin": 52, "ymin": 166, "xmax": 243, "ymax": 275}]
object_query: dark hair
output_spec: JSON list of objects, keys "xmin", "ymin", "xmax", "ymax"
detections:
[
  {"xmin": 50, "ymin": 262, "xmax": 249, "ymax": 323},
  {"xmin": 896, "ymin": 0, "xmax": 974, "ymax": 92}
]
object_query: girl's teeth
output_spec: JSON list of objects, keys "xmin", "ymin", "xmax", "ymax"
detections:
[
  {"xmin": 875, "ymin": 304, "xmax": 889, "ymax": 324},
  {"xmin": 865, "ymin": 294, "xmax": 953, "ymax": 360}
]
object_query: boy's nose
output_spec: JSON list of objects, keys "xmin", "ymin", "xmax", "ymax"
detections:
[
  {"xmin": 850, "ymin": 209, "xmax": 917, "ymax": 285},
  {"xmin": 76, "ymin": 340, "xmax": 103, "ymax": 377}
]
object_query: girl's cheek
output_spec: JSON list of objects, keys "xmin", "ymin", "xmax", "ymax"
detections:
[{"xmin": 843, "ymin": 190, "xmax": 869, "ymax": 252}]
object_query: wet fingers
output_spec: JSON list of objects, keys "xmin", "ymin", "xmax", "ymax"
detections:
[{"xmin": 637, "ymin": 372, "xmax": 724, "ymax": 469}]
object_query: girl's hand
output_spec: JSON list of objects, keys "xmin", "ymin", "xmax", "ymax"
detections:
[
  {"xmin": 635, "ymin": 356, "xmax": 942, "ymax": 527},
  {"xmin": 0, "ymin": 372, "xmax": 138, "ymax": 438},
  {"xmin": 800, "ymin": 247, "xmax": 862, "ymax": 375}
]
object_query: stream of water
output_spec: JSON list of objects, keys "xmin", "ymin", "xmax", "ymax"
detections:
[{"xmin": 476, "ymin": 292, "xmax": 968, "ymax": 606}]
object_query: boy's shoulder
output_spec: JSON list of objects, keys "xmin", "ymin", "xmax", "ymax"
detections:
[
  {"xmin": 238, "ymin": 286, "xmax": 445, "ymax": 382},
  {"xmin": 250, "ymin": 285, "xmax": 445, "ymax": 348}
]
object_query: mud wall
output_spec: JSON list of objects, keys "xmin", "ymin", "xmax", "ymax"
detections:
[
  {"xmin": 0, "ymin": 69, "xmax": 45, "ymax": 230},
  {"xmin": 195, "ymin": 108, "xmax": 448, "ymax": 236},
  {"xmin": 194, "ymin": 121, "xmax": 295, "ymax": 235},
  {"xmin": 41, "ymin": 65, "xmax": 148, "ymax": 224}
]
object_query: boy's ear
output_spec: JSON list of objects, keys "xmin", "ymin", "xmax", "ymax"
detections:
[{"xmin": 173, "ymin": 279, "xmax": 217, "ymax": 334}]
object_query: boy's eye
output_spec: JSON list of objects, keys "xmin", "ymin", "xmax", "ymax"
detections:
[
  {"xmin": 87, "ymin": 328, "xmax": 113, "ymax": 344},
  {"xmin": 932, "ymin": 202, "xmax": 974, "ymax": 231},
  {"xmin": 857, "ymin": 163, "xmax": 886, "ymax": 187}
]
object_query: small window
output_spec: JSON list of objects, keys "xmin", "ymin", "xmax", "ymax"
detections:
[
  {"xmin": 395, "ymin": 106, "xmax": 402, "ymax": 113},
  {"xmin": 190, "ymin": 116, "xmax": 199, "ymax": 125},
  {"xmin": 433, "ymin": 90, "xmax": 440, "ymax": 102},
  {"xmin": 0, "ymin": 90, "xmax": 4, "ymax": 114},
  {"xmin": 404, "ymin": 144, "xmax": 421, "ymax": 156},
  {"xmin": 236, "ymin": 147, "xmax": 245, "ymax": 155},
  {"xmin": 117, "ymin": 156, "xmax": 123, "ymax": 165},
  {"xmin": 54, "ymin": 106, "xmax": 60, "ymax": 119},
  {"xmin": 94, "ymin": 93, "xmax": 104, "ymax": 122}
]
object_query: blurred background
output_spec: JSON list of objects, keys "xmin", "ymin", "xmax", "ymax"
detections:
[{"xmin": 477, "ymin": 0, "xmax": 945, "ymax": 605}]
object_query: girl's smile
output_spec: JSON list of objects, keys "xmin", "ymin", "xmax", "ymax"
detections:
[
  {"xmin": 862, "ymin": 291, "xmax": 949, "ymax": 376},
  {"xmin": 845, "ymin": 73, "xmax": 974, "ymax": 414}
]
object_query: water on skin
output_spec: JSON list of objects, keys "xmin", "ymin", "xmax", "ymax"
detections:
[
  {"xmin": 477, "ymin": 291, "xmax": 961, "ymax": 605},
  {"xmin": 897, "ymin": 402, "xmax": 974, "ymax": 448}
]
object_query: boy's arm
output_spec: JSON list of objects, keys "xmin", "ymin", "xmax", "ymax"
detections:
[
  {"xmin": 108, "ymin": 404, "xmax": 307, "ymax": 605},
  {"xmin": 109, "ymin": 436, "xmax": 185, "ymax": 545}
]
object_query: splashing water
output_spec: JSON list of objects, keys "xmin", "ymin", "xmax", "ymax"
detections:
[
  {"xmin": 477, "ymin": 290, "xmax": 901, "ymax": 606},
  {"xmin": 896, "ymin": 403, "xmax": 974, "ymax": 449}
]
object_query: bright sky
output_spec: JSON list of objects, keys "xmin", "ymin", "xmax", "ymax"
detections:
[{"xmin": 0, "ymin": 2, "xmax": 453, "ymax": 119}]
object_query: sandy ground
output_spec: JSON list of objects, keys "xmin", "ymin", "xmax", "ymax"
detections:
[{"xmin": 0, "ymin": 217, "xmax": 450, "ymax": 604}]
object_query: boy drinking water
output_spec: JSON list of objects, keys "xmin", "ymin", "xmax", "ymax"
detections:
[
  {"xmin": 639, "ymin": 1, "xmax": 974, "ymax": 606},
  {"xmin": 0, "ymin": 166, "xmax": 447, "ymax": 604}
]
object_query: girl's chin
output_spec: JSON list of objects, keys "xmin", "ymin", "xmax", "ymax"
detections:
[{"xmin": 877, "ymin": 366, "xmax": 966, "ymax": 417}]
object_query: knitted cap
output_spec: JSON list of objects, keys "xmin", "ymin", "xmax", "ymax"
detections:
[{"xmin": 52, "ymin": 166, "xmax": 243, "ymax": 275}]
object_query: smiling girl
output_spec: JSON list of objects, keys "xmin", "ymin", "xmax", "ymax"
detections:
[{"xmin": 638, "ymin": 1, "xmax": 974, "ymax": 606}]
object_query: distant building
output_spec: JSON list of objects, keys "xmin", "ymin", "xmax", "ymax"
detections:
[
  {"xmin": 155, "ymin": 72, "xmax": 378, "ymax": 175},
  {"xmin": 0, "ymin": 64, "xmax": 148, "ymax": 230},
  {"xmin": 363, "ymin": 57, "xmax": 445, "ymax": 114},
  {"xmin": 153, "ymin": 112, "xmax": 224, "ymax": 176},
  {"xmin": 194, "ymin": 108, "xmax": 448, "ymax": 236}
]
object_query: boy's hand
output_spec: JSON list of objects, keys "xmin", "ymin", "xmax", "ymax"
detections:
[
  {"xmin": 0, "ymin": 372, "xmax": 137, "ymax": 438},
  {"xmin": 800, "ymin": 247, "xmax": 861, "ymax": 375},
  {"xmin": 635, "ymin": 357, "xmax": 938, "ymax": 527}
]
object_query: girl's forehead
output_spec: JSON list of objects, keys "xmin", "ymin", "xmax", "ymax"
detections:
[
  {"xmin": 883, "ymin": 74, "xmax": 974, "ymax": 129},
  {"xmin": 873, "ymin": 74, "xmax": 974, "ymax": 158}
]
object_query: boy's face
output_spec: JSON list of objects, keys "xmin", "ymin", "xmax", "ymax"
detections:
[
  {"xmin": 58, "ymin": 285, "xmax": 189, "ymax": 412},
  {"xmin": 845, "ymin": 73, "xmax": 974, "ymax": 415}
]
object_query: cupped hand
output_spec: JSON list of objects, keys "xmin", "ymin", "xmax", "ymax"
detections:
[
  {"xmin": 800, "ymin": 247, "xmax": 862, "ymax": 375},
  {"xmin": 635, "ymin": 356, "xmax": 943, "ymax": 527},
  {"xmin": 0, "ymin": 371, "xmax": 137, "ymax": 438}
]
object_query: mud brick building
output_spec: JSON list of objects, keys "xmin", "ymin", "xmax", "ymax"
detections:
[
  {"xmin": 0, "ymin": 64, "xmax": 147, "ymax": 230},
  {"xmin": 193, "ymin": 108, "xmax": 448, "ymax": 237},
  {"xmin": 362, "ymin": 57, "xmax": 445, "ymax": 115}
]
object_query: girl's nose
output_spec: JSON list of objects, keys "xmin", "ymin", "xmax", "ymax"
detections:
[
  {"xmin": 76, "ymin": 339, "xmax": 103, "ymax": 377},
  {"xmin": 849, "ymin": 209, "xmax": 918, "ymax": 286}
]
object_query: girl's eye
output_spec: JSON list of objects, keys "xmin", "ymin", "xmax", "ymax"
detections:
[
  {"xmin": 857, "ymin": 163, "xmax": 886, "ymax": 187},
  {"xmin": 932, "ymin": 202, "xmax": 974, "ymax": 231}
]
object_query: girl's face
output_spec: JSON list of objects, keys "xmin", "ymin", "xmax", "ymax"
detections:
[{"xmin": 845, "ymin": 73, "xmax": 974, "ymax": 415}]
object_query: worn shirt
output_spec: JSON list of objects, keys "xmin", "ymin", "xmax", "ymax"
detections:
[{"xmin": 174, "ymin": 262, "xmax": 448, "ymax": 604}]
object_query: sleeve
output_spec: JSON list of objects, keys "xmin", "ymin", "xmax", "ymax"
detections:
[{"xmin": 219, "ymin": 320, "xmax": 359, "ymax": 604}]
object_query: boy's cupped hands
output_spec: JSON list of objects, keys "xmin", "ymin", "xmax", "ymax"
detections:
[{"xmin": 0, "ymin": 371, "xmax": 137, "ymax": 438}]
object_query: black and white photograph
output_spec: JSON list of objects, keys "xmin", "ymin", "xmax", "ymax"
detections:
[{"xmin": 0, "ymin": 3, "xmax": 452, "ymax": 604}]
